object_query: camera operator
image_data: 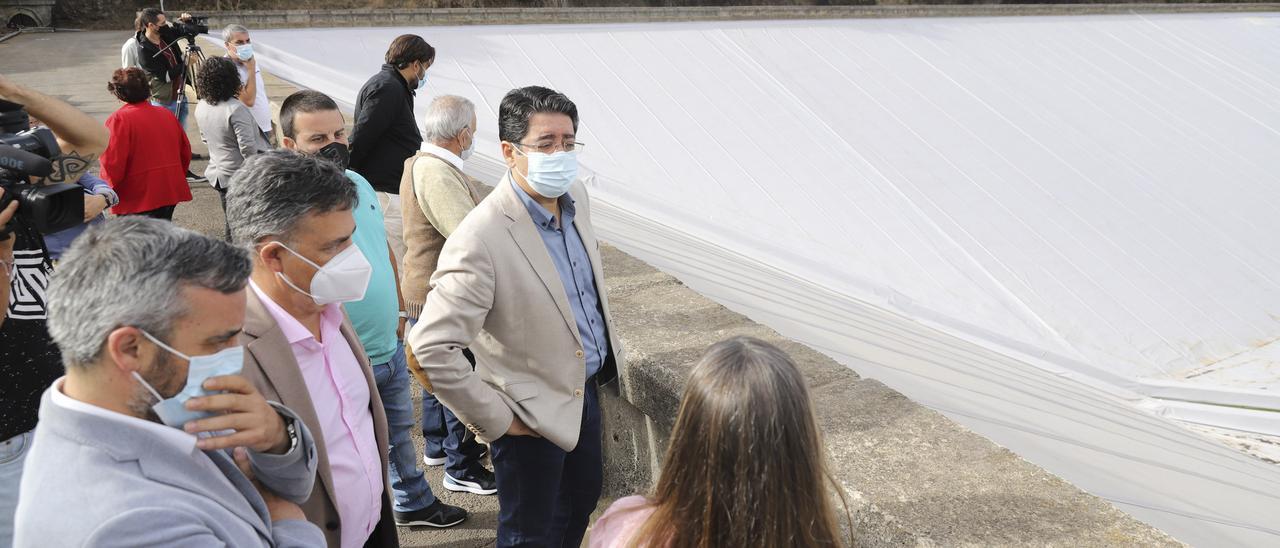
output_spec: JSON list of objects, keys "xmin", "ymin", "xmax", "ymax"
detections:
[
  {"xmin": 134, "ymin": 8, "xmax": 207, "ymax": 184},
  {"xmin": 0, "ymin": 73, "xmax": 109, "ymax": 547}
]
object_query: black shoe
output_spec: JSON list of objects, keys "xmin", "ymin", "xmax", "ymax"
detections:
[
  {"xmin": 190, "ymin": 152, "xmax": 206, "ymax": 160},
  {"xmin": 444, "ymin": 467, "xmax": 498, "ymax": 496},
  {"xmin": 186, "ymin": 170, "xmax": 206, "ymax": 184},
  {"xmin": 393, "ymin": 499, "xmax": 467, "ymax": 528}
]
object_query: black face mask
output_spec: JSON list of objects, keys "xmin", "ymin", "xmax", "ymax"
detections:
[{"xmin": 315, "ymin": 142, "xmax": 350, "ymax": 171}]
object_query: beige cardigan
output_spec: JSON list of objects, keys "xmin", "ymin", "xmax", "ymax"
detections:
[{"xmin": 398, "ymin": 151, "xmax": 490, "ymax": 318}]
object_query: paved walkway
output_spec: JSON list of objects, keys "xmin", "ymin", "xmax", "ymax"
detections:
[{"xmin": 0, "ymin": 29, "xmax": 500, "ymax": 548}]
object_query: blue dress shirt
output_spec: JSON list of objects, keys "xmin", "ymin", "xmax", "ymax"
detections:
[{"xmin": 511, "ymin": 178, "xmax": 609, "ymax": 379}]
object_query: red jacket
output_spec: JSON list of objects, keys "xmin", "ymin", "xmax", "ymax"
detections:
[{"xmin": 100, "ymin": 102, "xmax": 192, "ymax": 215}]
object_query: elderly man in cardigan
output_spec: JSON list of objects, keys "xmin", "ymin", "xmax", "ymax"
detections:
[{"xmin": 398, "ymin": 94, "xmax": 495, "ymax": 497}]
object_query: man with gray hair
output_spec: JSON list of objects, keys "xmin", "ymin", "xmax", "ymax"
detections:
[
  {"xmin": 227, "ymin": 150, "xmax": 462, "ymax": 546},
  {"xmin": 398, "ymin": 94, "xmax": 495, "ymax": 496},
  {"xmin": 277, "ymin": 88, "xmax": 469, "ymax": 530},
  {"xmin": 14, "ymin": 217, "xmax": 323, "ymax": 547},
  {"xmin": 223, "ymin": 23, "xmax": 275, "ymax": 144}
]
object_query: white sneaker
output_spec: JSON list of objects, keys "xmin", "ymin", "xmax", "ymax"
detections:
[
  {"xmin": 423, "ymin": 454, "xmax": 446, "ymax": 467},
  {"xmin": 443, "ymin": 470, "xmax": 498, "ymax": 496}
]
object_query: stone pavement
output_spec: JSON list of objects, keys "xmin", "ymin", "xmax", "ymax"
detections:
[{"xmin": 0, "ymin": 29, "xmax": 500, "ymax": 548}]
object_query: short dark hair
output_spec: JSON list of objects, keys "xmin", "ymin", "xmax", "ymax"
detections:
[
  {"xmin": 498, "ymin": 86, "xmax": 579, "ymax": 144},
  {"xmin": 196, "ymin": 57, "xmax": 242, "ymax": 106},
  {"xmin": 280, "ymin": 90, "xmax": 340, "ymax": 140},
  {"xmin": 108, "ymin": 68, "xmax": 151, "ymax": 104},
  {"xmin": 225, "ymin": 150, "xmax": 358, "ymax": 246},
  {"xmin": 136, "ymin": 8, "xmax": 163, "ymax": 31},
  {"xmin": 384, "ymin": 34, "xmax": 435, "ymax": 69}
]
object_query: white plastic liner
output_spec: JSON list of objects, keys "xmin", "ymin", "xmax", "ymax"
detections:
[{"xmin": 221, "ymin": 13, "xmax": 1280, "ymax": 545}]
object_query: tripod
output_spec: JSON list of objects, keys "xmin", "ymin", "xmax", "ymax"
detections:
[{"xmin": 182, "ymin": 38, "xmax": 208, "ymax": 102}]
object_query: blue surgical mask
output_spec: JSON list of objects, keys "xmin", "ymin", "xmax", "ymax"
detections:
[
  {"xmin": 516, "ymin": 148, "xmax": 579, "ymax": 198},
  {"xmin": 417, "ymin": 70, "xmax": 429, "ymax": 90},
  {"xmin": 235, "ymin": 43, "xmax": 254, "ymax": 61},
  {"xmin": 133, "ymin": 330, "xmax": 244, "ymax": 429}
]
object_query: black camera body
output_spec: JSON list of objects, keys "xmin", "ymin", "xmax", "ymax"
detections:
[
  {"xmin": 171, "ymin": 15, "xmax": 210, "ymax": 42},
  {"xmin": 0, "ymin": 100, "xmax": 85, "ymax": 235}
]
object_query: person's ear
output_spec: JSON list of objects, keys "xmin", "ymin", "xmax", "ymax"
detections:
[
  {"xmin": 502, "ymin": 141, "xmax": 518, "ymax": 170},
  {"xmin": 281, "ymin": 136, "xmax": 297, "ymax": 151},
  {"xmin": 105, "ymin": 326, "xmax": 148, "ymax": 375},
  {"xmin": 257, "ymin": 241, "xmax": 286, "ymax": 274}
]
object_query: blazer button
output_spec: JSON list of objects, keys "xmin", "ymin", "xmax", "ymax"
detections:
[
  {"xmin": 325, "ymin": 521, "xmax": 339, "ymax": 531},
  {"xmin": 574, "ymin": 388, "xmax": 583, "ymax": 398},
  {"xmin": 575, "ymin": 350, "xmax": 584, "ymax": 359}
]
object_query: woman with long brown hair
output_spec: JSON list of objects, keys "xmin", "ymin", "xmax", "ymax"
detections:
[{"xmin": 590, "ymin": 336, "xmax": 850, "ymax": 548}]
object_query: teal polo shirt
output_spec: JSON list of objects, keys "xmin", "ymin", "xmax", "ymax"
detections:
[{"xmin": 343, "ymin": 169, "xmax": 400, "ymax": 365}]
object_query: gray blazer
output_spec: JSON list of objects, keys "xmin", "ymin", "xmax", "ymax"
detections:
[
  {"xmin": 196, "ymin": 98, "xmax": 270, "ymax": 189},
  {"xmin": 13, "ymin": 388, "xmax": 325, "ymax": 547}
]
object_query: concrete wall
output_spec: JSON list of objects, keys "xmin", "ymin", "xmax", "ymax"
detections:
[
  {"xmin": 595, "ymin": 244, "xmax": 1179, "ymax": 546},
  {"xmin": 0, "ymin": 0, "xmax": 55, "ymax": 27},
  {"xmin": 205, "ymin": 3, "xmax": 1280, "ymax": 29}
]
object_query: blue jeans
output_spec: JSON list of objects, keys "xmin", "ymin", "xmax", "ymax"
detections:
[
  {"xmin": 491, "ymin": 381, "xmax": 602, "ymax": 548},
  {"xmin": 0, "ymin": 430, "xmax": 33, "ymax": 547},
  {"xmin": 407, "ymin": 319, "xmax": 485, "ymax": 478},
  {"xmin": 371, "ymin": 343, "xmax": 436, "ymax": 512},
  {"xmin": 421, "ymin": 384, "xmax": 486, "ymax": 479},
  {"xmin": 152, "ymin": 95, "xmax": 188, "ymax": 130}
]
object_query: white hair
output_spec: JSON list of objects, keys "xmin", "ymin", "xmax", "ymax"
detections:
[
  {"xmin": 223, "ymin": 23, "xmax": 249, "ymax": 41},
  {"xmin": 422, "ymin": 95, "xmax": 476, "ymax": 144}
]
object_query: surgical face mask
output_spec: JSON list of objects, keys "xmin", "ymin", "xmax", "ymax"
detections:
[
  {"xmin": 460, "ymin": 128, "xmax": 475, "ymax": 161},
  {"xmin": 417, "ymin": 68, "xmax": 429, "ymax": 91},
  {"xmin": 275, "ymin": 241, "xmax": 372, "ymax": 305},
  {"xmin": 515, "ymin": 147, "xmax": 579, "ymax": 199},
  {"xmin": 133, "ymin": 330, "xmax": 244, "ymax": 429},
  {"xmin": 315, "ymin": 141, "xmax": 350, "ymax": 171},
  {"xmin": 235, "ymin": 44, "xmax": 254, "ymax": 61}
]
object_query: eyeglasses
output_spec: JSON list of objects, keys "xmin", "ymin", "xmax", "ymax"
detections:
[{"xmin": 513, "ymin": 141, "xmax": 586, "ymax": 154}]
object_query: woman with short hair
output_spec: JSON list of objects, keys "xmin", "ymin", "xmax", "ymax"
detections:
[
  {"xmin": 98, "ymin": 67, "xmax": 192, "ymax": 220},
  {"xmin": 194, "ymin": 56, "xmax": 268, "ymax": 239},
  {"xmin": 590, "ymin": 337, "xmax": 851, "ymax": 548}
]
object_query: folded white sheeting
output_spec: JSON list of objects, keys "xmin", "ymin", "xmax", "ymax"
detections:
[{"xmin": 218, "ymin": 13, "xmax": 1280, "ymax": 544}]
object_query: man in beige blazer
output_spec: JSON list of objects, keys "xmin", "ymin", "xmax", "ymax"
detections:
[
  {"xmin": 226, "ymin": 150, "xmax": 405, "ymax": 547},
  {"xmin": 409, "ymin": 86, "xmax": 624, "ymax": 548}
]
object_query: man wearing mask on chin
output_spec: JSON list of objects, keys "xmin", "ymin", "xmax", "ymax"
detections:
[
  {"xmin": 279, "ymin": 89, "xmax": 469, "ymax": 529},
  {"xmin": 349, "ymin": 34, "xmax": 435, "ymax": 269},
  {"xmin": 223, "ymin": 24, "xmax": 276, "ymax": 145},
  {"xmin": 15, "ymin": 217, "xmax": 324, "ymax": 547},
  {"xmin": 409, "ymin": 86, "xmax": 624, "ymax": 548}
]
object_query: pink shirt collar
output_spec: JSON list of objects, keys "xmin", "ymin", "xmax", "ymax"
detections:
[{"xmin": 249, "ymin": 279, "xmax": 344, "ymax": 345}]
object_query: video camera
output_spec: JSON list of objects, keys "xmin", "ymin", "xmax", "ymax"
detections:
[
  {"xmin": 171, "ymin": 15, "xmax": 209, "ymax": 43},
  {"xmin": 0, "ymin": 100, "xmax": 85, "ymax": 235}
]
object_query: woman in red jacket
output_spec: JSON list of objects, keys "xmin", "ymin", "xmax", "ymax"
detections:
[{"xmin": 99, "ymin": 67, "xmax": 192, "ymax": 220}]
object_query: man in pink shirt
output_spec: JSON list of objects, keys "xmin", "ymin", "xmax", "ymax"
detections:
[{"xmin": 223, "ymin": 151, "xmax": 461, "ymax": 547}]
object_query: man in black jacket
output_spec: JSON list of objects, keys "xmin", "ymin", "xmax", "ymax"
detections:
[
  {"xmin": 350, "ymin": 34, "xmax": 435, "ymax": 267},
  {"xmin": 134, "ymin": 8, "xmax": 205, "ymax": 183},
  {"xmin": 135, "ymin": 9, "xmax": 187, "ymax": 126}
]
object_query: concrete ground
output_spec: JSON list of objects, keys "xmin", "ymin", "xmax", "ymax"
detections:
[{"xmin": 0, "ymin": 30, "xmax": 501, "ymax": 547}]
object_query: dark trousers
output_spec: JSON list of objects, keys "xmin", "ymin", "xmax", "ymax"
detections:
[
  {"xmin": 422, "ymin": 348, "xmax": 486, "ymax": 478},
  {"xmin": 123, "ymin": 205, "xmax": 176, "ymax": 221},
  {"xmin": 215, "ymin": 186, "xmax": 231, "ymax": 241},
  {"xmin": 490, "ymin": 381, "xmax": 602, "ymax": 548}
]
